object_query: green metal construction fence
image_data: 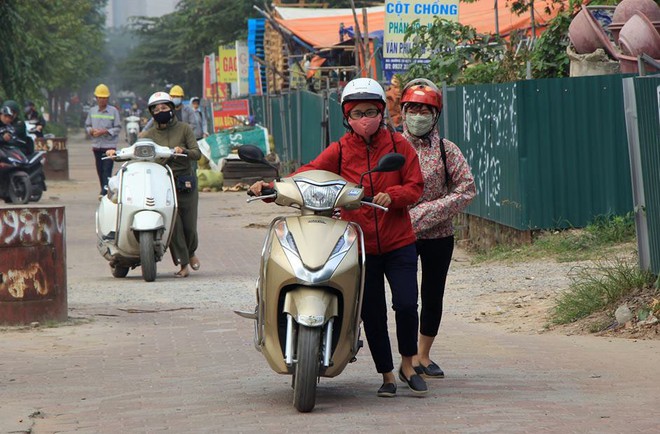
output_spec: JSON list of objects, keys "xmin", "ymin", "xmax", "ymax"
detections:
[
  {"xmin": 623, "ymin": 75, "xmax": 660, "ymax": 275},
  {"xmin": 249, "ymin": 74, "xmax": 636, "ymax": 233}
]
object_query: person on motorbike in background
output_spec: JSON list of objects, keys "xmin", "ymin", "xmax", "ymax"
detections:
[
  {"xmin": 250, "ymin": 77, "xmax": 428, "ymax": 398},
  {"xmin": 24, "ymin": 101, "xmax": 46, "ymax": 138},
  {"xmin": 137, "ymin": 91, "xmax": 202, "ymax": 277},
  {"xmin": 143, "ymin": 85, "xmax": 195, "ymax": 131},
  {"xmin": 0, "ymin": 106, "xmax": 18, "ymax": 147},
  {"xmin": 1, "ymin": 100, "xmax": 33, "ymax": 155},
  {"xmin": 401, "ymin": 78, "xmax": 476, "ymax": 379}
]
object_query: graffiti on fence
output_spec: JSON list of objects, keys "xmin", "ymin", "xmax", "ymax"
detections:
[
  {"xmin": 0, "ymin": 208, "xmax": 65, "ymax": 246},
  {"xmin": 463, "ymin": 85, "xmax": 518, "ymax": 208}
]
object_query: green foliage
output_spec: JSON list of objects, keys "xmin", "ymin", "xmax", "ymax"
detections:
[
  {"xmin": 120, "ymin": 0, "xmax": 262, "ymax": 98},
  {"xmin": 531, "ymin": 11, "xmax": 572, "ymax": 79},
  {"xmin": 44, "ymin": 122, "xmax": 68, "ymax": 138},
  {"xmin": 584, "ymin": 213, "xmax": 636, "ymax": 244},
  {"xmin": 0, "ymin": 0, "xmax": 106, "ymax": 116},
  {"xmin": 402, "ymin": 18, "xmax": 505, "ymax": 85},
  {"xmin": 551, "ymin": 257, "xmax": 655, "ymax": 324},
  {"xmin": 472, "ymin": 213, "xmax": 637, "ymax": 264}
]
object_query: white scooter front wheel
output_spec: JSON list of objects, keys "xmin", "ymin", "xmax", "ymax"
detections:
[{"xmin": 139, "ymin": 231, "xmax": 157, "ymax": 282}]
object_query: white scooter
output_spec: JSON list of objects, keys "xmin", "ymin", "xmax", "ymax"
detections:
[
  {"xmin": 96, "ymin": 139, "xmax": 183, "ymax": 282},
  {"xmin": 125, "ymin": 115, "xmax": 141, "ymax": 145}
]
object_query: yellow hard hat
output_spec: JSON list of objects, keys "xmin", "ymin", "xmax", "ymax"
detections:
[
  {"xmin": 169, "ymin": 85, "xmax": 184, "ymax": 97},
  {"xmin": 94, "ymin": 83, "xmax": 110, "ymax": 98}
]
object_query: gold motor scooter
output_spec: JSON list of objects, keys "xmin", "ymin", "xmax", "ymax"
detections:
[{"xmin": 234, "ymin": 145, "xmax": 404, "ymax": 412}]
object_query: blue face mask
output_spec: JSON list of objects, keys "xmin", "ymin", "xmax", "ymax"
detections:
[{"xmin": 172, "ymin": 97, "xmax": 182, "ymax": 106}]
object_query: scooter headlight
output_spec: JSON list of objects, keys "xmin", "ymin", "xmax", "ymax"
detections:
[
  {"xmin": 134, "ymin": 144, "xmax": 156, "ymax": 159},
  {"xmin": 294, "ymin": 179, "xmax": 345, "ymax": 211}
]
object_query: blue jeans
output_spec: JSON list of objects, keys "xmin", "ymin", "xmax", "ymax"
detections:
[
  {"xmin": 361, "ymin": 243, "xmax": 419, "ymax": 373},
  {"xmin": 93, "ymin": 149, "xmax": 114, "ymax": 195}
]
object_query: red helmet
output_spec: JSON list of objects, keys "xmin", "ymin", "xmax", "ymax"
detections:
[{"xmin": 401, "ymin": 79, "xmax": 443, "ymax": 112}]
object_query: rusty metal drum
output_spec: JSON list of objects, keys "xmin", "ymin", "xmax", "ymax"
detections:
[{"xmin": 0, "ymin": 207, "xmax": 67, "ymax": 325}]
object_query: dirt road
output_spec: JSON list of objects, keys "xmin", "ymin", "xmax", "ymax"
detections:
[{"xmin": 1, "ymin": 132, "xmax": 659, "ymax": 433}]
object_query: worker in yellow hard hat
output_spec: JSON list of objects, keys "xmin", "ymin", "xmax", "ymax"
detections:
[
  {"xmin": 169, "ymin": 85, "xmax": 195, "ymax": 125},
  {"xmin": 94, "ymin": 84, "xmax": 111, "ymax": 98},
  {"xmin": 85, "ymin": 83, "xmax": 121, "ymax": 198}
]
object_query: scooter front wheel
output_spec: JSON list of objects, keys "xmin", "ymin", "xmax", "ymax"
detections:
[
  {"xmin": 293, "ymin": 325, "xmax": 321, "ymax": 413},
  {"xmin": 8, "ymin": 172, "xmax": 32, "ymax": 204},
  {"xmin": 139, "ymin": 231, "xmax": 157, "ymax": 282}
]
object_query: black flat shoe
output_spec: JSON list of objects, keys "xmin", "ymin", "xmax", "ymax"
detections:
[
  {"xmin": 377, "ymin": 382, "xmax": 397, "ymax": 397},
  {"xmin": 398, "ymin": 369, "xmax": 428, "ymax": 395},
  {"xmin": 413, "ymin": 365, "xmax": 424, "ymax": 375},
  {"xmin": 420, "ymin": 361, "xmax": 445, "ymax": 378}
]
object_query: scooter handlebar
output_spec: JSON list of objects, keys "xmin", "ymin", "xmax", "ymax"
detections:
[
  {"xmin": 248, "ymin": 187, "xmax": 277, "ymax": 199},
  {"xmin": 361, "ymin": 197, "xmax": 388, "ymax": 212}
]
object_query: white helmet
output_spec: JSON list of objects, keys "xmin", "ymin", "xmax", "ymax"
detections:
[
  {"xmin": 340, "ymin": 78, "xmax": 386, "ymax": 106},
  {"xmin": 147, "ymin": 91, "xmax": 174, "ymax": 112}
]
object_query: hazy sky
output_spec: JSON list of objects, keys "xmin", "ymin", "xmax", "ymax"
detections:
[{"xmin": 105, "ymin": 0, "xmax": 179, "ymax": 28}]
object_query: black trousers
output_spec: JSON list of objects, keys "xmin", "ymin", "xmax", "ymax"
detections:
[
  {"xmin": 93, "ymin": 149, "xmax": 114, "ymax": 195},
  {"xmin": 361, "ymin": 243, "xmax": 419, "ymax": 373},
  {"xmin": 169, "ymin": 186, "xmax": 199, "ymax": 267},
  {"xmin": 416, "ymin": 236, "xmax": 454, "ymax": 337}
]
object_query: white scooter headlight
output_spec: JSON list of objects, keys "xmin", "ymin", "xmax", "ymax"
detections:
[{"xmin": 294, "ymin": 179, "xmax": 345, "ymax": 211}]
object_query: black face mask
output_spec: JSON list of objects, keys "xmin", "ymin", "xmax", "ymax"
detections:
[{"xmin": 153, "ymin": 110, "xmax": 173, "ymax": 124}]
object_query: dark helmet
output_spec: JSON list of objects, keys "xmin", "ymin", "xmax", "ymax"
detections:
[
  {"xmin": 2, "ymin": 100, "xmax": 20, "ymax": 117},
  {"xmin": 1, "ymin": 106, "xmax": 14, "ymax": 117}
]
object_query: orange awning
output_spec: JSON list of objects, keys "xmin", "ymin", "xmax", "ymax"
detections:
[{"xmin": 275, "ymin": 1, "xmax": 567, "ymax": 48}]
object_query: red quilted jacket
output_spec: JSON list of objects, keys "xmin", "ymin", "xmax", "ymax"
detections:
[{"xmin": 296, "ymin": 128, "xmax": 424, "ymax": 255}]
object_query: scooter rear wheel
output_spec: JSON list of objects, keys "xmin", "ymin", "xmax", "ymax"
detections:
[
  {"xmin": 139, "ymin": 231, "xmax": 157, "ymax": 282},
  {"xmin": 8, "ymin": 172, "xmax": 32, "ymax": 204},
  {"xmin": 293, "ymin": 325, "xmax": 321, "ymax": 413}
]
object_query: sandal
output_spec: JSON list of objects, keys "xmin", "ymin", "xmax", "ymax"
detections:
[
  {"xmin": 174, "ymin": 267, "xmax": 190, "ymax": 278},
  {"xmin": 190, "ymin": 256, "xmax": 200, "ymax": 271}
]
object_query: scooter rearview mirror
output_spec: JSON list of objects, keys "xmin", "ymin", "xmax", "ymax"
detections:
[
  {"xmin": 357, "ymin": 153, "xmax": 405, "ymax": 187},
  {"xmin": 237, "ymin": 144, "xmax": 265, "ymax": 164},
  {"xmin": 373, "ymin": 153, "xmax": 405, "ymax": 173},
  {"xmin": 238, "ymin": 144, "xmax": 281, "ymax": 181}
]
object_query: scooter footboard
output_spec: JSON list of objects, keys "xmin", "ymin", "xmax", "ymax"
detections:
[{"xmin": 283, "ymin": 287, "xmax": 338, "ymax": 327}]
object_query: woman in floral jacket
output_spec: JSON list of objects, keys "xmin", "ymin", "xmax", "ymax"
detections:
[{"xmin": 401, "ymin": 78, "xmax": 476, "ymax": 378}]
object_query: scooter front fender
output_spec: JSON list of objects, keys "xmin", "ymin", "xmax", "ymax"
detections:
[
  {"xmin": 283, "ymin": 287, "xmax": 338, "ymax": 327},
  {"xmin": 131, "ymin": 210, "xmax": 164, "ymax": 231}
]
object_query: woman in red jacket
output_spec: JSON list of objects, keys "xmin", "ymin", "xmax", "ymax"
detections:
[{"xmin": 250, "ymin": 78, "xmax": 426, "ymax": 397}]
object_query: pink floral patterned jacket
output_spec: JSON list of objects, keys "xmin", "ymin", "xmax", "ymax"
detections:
[{"xmin": 404, "ymin": 128, "xmax": 476, "ymax": 240}]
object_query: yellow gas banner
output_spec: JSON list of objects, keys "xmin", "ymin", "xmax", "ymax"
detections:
[{"xmin": 218, "ymin": 44, "xmax": 238, "ymax": 83}]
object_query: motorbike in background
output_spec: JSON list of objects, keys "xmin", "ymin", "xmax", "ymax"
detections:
[
  {"xmin": 96, "ymin": 139, "xmax": 183, "ymax": 282},
  {"xmin": 234, "ymin": 144, "xmax": 405, "ymax": 412},
  {"xmin": 125, "ymin": 115, "xmax": 141, "ymax": 145},
  {"xmin": 0, "ymin": 135, "xmax": 47, "ymax": 204}
]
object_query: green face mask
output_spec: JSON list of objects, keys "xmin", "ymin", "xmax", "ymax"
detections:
[{"xmin": 405, "ymin": 113, "xmax": 435, "ymax": 137}]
